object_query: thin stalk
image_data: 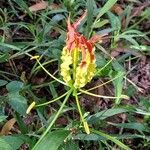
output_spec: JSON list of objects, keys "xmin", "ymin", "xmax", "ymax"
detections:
[
  {"xmin": 96, "ymin": 57, "xmax": 114, "ymax": 75},
  {"xmin": 36, "ymin": 91, "xmax": 69, "ymax": 107},
  {"xmin": 0, "ymin": 70, "xmax": 18, "ymax": 77},
  {"xmin": 74, "ymin": 90, "xmax": 85, "ymax": 124},
  {"xmin": 0, "ymin": 74, "xmax": 11, "ymax": 81},
  {"xmin": 32, "ymin": 89, "xmax": 72, "ymax": 149},
  {"xmin": 79, "ymin": 89, "xmax": 128, "ymax": 99},
  {"xmin": 33, "ymin": 59, "xmax": 57, "ymax": 73},
  {"xmin": 78, "ymin": 73, "xmax": 123, "ymax": 94},
  {"xmin": 30, "ymin": 52, "xmax": 45, "ymax": 77},
  {"xmin": 31, "ymin": 80, "xmax": 56, "ymax": 89},
  {"xmin": 10, "ymin": 46, "xmax": 38, "ymax": 59},
  {"xmin": 74, "ymin": 89, "xmax": 90, "ymax": 134},
  {"xmin": 36, "ymin": 59, "xmax": 67, "ymax": 86}
]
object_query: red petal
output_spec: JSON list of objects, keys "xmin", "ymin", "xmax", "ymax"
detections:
[{"xmin": 73, "ymin": 11, "xmax": 87, "ymax": 29}]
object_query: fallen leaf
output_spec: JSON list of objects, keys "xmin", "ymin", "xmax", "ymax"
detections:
[
  {"xmin": 29, "ymin": 1, "xmax": 48, "ymax": 12},
  {"xmin": 0, "ymin": 118, "xmax": 16, "ymax": 135},
  {"xmin": 29, "ymin": 1, "xmax": 60, "ymax": 12}
]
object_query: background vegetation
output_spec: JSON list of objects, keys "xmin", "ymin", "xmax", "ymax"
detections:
[{"xmin": 0, "ymin": 0, "xmax": 150, "ymax": 149}]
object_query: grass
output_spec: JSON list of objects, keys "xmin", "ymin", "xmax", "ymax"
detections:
[{"xmin": 0, "ymin": 0, "xmax": 150, "ymax": 150}]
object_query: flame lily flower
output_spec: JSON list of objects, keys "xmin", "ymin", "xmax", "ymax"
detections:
[{"xmin": 61, "ymin": 12, "xmax": 102, "ymax": 89}]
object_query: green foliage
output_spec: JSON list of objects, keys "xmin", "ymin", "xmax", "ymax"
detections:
[
  {"xmin": 33, "ymin": 130, "xmax": 70, "ymax": 150},
  {"xmin": 6, "ymin": 81, "xmax": 27, "ymax": 115},
  {"xmin": 1, "ymin": 136, "xmax": 24, "ymax": 150},
  {"xmin": 0, "ymin": 80, "xmax": 8, "ymax": 87},
  {"xmin": 0, "ymin": 0, "xmax": 149, "ymax": 149},
  {"xmin": 0, "ymin": 138, "xmax": 13, "ymax": 150}
]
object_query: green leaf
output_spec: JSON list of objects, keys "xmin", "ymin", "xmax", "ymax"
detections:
[
  {"xmin": 96, "ymin": 0, "xmax": 118, "ymax": 19},
  {"xmin": 109, "ymin": 122, "xmax": 150, "ymax": 133},
  {"xmin": 74, "ymin": 133, "xmax": 105, "ymax": 141},
  {"xmin": 135, "ymin": 108, "xmax": 150, "ymax": 116},
  {"xmin": 116, "ymin": 134, "xmax": 150, "ymax": 140},
  {"xmin": 34, "ymin": 130, "xmax": 70, "ymax": 150},
  {"xmin": 0, "ymin": 42, "xmax": 21, "ymax": 51},
  {"xmin": 14, "ymin": 112, "xmax": 28, "ymax": 134},
  {"xmin": 12, "ymin": 0, "xmax": 32, "ymax": 18},
  {"xmin": 119, "ymin": 35, "xmax": 139, "ymax": 46},
  {"xmin": 0, "ymin": 53, "xmax": 9, "ymax": 63},
  {"xmin": 0, "ymin": 138, "xmax": 13, "ymax": 150},
  {"xmin": 6, "ymin": 81, "xmax": 27, "ymax": 115},
  {"xmin": 0, "ymin": 79, "xmax": 8, "ymax": 87},
  {"xmin": 92, "ymin": 130, "xmax": 131, "ymax": 150},
  {"xmin": 125, "ymin": 85, "xmax": 136, "ymax": 97},
  {"xmin": 107, "ymin": 11, "xmax": 121, "ymax": 31},
  {"xmin": 6, "ymin": 81, "xmax": 24, "ymax": 92},
  {"xmin": 58, "ymin": 140, "xmax": 78, "ymax": 150},
  {"xmin": 1, "ymin": 136, "xmax": 24, "ymax": 150},
  {"xmin": 95, "ymin": 53, "xmax": 107, "ymax": 68},
  {"xmin": 112, "ymin": 61, "xmax": 125, "ymax": 72},
  {"xmin": 49, "ymin": 83, "xmax": 58, "ymax": 99},
  {"xmin": 86, "ymin": 0, "xmax": 94, "ymax": 37},
  {"xmin": 8, "ymin": 92, "xmax": 27, "ymax": 115},
  {"xmin": 87, "ymin": 108, "xmax": 129, "ymax": 124},
  {"xmin": 74, "ymin": 133, "xmax": 150, "ymax": 141},
  {"xmin": 110, "ymin": 71, "xmax": 125, "ymax": 104},
  {"xmin": 0, "ymin": 115, "xmax": 7, "ymax": 122},
  {"xmin": 93, "ymin": 19, "xmax": 109, "ymax": 28}
]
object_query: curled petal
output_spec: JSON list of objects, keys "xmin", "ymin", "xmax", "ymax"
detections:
[
  {"xmin": 60, "ymin": 47, "xmax": 73, "ymax": 86},
  {"xmin": 74, "ymin": 48, "xmax": 96, "ymax": 88},
  {"xmin": 73, "ymin": 10, "xmax": 87, "ymax": 29},
  {"xmin": 61, "ymin": 12, "xmax": 98, "ymax": 88}
]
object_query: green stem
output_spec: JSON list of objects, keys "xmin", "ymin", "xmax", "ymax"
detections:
[
  {"xmin": 32, "ymin": 89, "xmax": 72, "ymax": 149},
  {"xmin": 32, "ymin": 80, "xmax": 56, "ymax": 89},
  {"xmin": 74, "ymin": 89, "xmax": 90, "ymax": 134},
  {"xmin": 36, "ymin": 59, "xmax": 67, "ymax": 86},
  {"xmin": 96, "ymin": 57, "xmax": 114, "ymax": 75},
  {"xmin": 80, "ymin": 73, "xmax": 124, "ymax": 93},
  {"xmin": 10, "ymin": 46, "xmax": 38, "ymax": 59},
  {"xmin": 36, "ymin": 91, "xmax": 70, "ymax": 107},
  {"xmin": 74, "ymin": 89, "xmax": 85, "ymax": 124},
  {"xmin": 33, "ymin": 59, "xmax": 57, "ymax": 73},
  {"xmin": 79, "ymin": 89, "xmax": 128, "ymax": 99}
]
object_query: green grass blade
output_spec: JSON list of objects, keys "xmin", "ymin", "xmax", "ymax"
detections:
[
  {"xmin": 86, "ymin": 0, "xmax": 94, "ymax": 38},
  {"xmin": 92, "ymin": 129, "xmax": 131, "ymax": 150},
  {"xmin": 95, "ymin": 0, "xmax": 118, "ymax": 20}
]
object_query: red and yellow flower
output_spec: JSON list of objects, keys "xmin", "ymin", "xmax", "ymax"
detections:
[{"xmin": 61, "ymin": 12, "xmax": 102, "ymax": 88}]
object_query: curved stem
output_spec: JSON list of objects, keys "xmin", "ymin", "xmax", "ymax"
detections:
[
  {"xmin": 36, "ymin": 59, "xmax": 67, "ymax": 86},
  {"xmin": 79, "ymin": 89, "xmax": 128, "ymax": 99},
  {"xmin": 82, "ymin": 73, "xmax": 124, "ymax": 93},
  {"xmin": 36, "ymin": 91, "xmax": 70, "ymax": 107},
  {"xmin": 32, "ymin": 89, "xmax": 72, "ymax": 149},
  {"xmin": 31, "ymin": 58, "xmax": 57, "ymax": 77}
]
